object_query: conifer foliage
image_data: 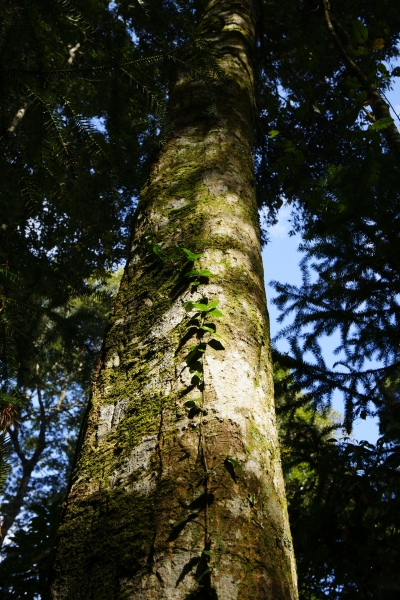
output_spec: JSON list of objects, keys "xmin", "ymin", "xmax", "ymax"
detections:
[{"xmin": 275, "ymin": 362, "xmax": 400, "ymax": 599}]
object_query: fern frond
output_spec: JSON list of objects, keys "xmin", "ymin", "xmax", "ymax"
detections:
[
  {"xmin": 119, "ymin": 67, "xmax": 166, "ymax": 117},
  {"xmin": 56, "ymin": 0, "xmax": 96, "ymax": 36},
  {"xmin": 63, "ymin": 101, "xmax": 112, "ymax": 166},
  {"xmin": 4, "ymin": 75, "xmax": 73, "ymax": 168},
  {"xmin": 122, "ymin": 54, "xmax": 164, "ymax": 68}
]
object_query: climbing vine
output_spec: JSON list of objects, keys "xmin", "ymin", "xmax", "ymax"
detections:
[{"xmin": 146, "ymin": 234, "xmax": 243, "ymax": 589}]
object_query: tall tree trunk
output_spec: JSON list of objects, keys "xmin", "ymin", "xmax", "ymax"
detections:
[{"xmin": 50, "ymin": 1, "xmax": 298, "ymax": 598}]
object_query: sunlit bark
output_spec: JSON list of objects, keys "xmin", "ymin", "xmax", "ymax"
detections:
[{"xmin": 51, "ymin": 2, "xmax": 298, "ymax": 598}]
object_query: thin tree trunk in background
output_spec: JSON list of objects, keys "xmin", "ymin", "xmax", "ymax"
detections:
[
  {"xmin": 1, "ymin": 388, "xmax": 47, "ymax": 547},
  {"xmin": 51, "ymin": 1, "xmax": 298, "ymax": 598},
  {"xmin": 0, "ymin": 433, "xmax": 42, "ymax": 546}
]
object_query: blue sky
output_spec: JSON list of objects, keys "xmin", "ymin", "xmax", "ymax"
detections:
[{"xmin": 263, "ymin": 76, "xmax": 400, "ymax": 443}]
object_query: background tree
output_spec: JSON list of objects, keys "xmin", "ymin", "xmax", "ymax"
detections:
[
  {"xmin": 0, "ymin": 274, "xmax": 120, "ymax": 599},
  {"xmin": 0, "ymin": 276, "xmax": 119, "ymax": 545},
  {"xmin": 0, "ymin": 497, "xmax": 67, "ymax": 599}
]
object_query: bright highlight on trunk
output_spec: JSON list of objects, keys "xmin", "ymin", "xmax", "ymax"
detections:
[{"xmin": 51, "ymin": 1, "xmax": 298, "ymax": 598}]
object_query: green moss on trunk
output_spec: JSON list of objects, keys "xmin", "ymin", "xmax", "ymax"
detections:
[{"xmin": 51, "ymin": 2, "xmax": 298, "ymax": 598}]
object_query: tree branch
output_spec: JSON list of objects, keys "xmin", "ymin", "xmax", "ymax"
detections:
[
  {"xmin": 323, "ymin": 0, "xmax": 400, "ymax": 160},
  {"xmin": 8, "ymin": 426, "xmax": 27, "ymax": 467},
  {"xmin": 8, "ymin": 103, "xmax": 28, "ymax": 134},
  {"xmin": 0, "ymin": 387, "xmax": 48, "ymax": 547}
]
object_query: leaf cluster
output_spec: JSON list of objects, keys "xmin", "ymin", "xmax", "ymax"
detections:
[{"xmin": 255, "ymin": 0, "xmax": 400, "ymax": 225}]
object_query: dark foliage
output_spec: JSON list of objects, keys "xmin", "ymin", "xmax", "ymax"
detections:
[
  {"xmin": 255, "ymin": 0, "xmax": 400, "ymax": 224},
  {"xmin": 276, "ymin": 364, "xmax": 400, "ymax": 599},
  {"xmin": 0, "ymin": 496, "xmax": 63, "ymax": 600},
  {"xmin": 272, "ymin": 153, "xmax": 400, "ymax": 428}
]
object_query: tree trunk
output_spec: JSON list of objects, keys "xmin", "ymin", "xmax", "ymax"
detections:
[
  {"xmin": 1, "ymin": 388, "xmax": 47, "ymax": 546},
  {"xmin": 50, "ymin": 1, "xmax": 298, "ymax": 598}
]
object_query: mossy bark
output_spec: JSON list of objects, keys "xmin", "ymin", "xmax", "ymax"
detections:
[{"xmin": 50, "ymin": 1, "xmax": 298, "ymax": 598}]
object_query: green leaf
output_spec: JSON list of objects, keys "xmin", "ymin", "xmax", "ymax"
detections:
[
  {"xmin": 377, "ymin": 63, "xmax": 388, "ymax": 75},
  {"xmin": 151, "ymin": 244, "xmax": 168, "ymax": 262},
  {"xmin": 281, "ymin": 139, "xmax": 296, "ymax": 150},
  {"xmin": 184, "ymin": 398, "xmax": 201, "ymax": 408},
  {"xmin": 192, "ymin": 371, "xmax": 203, "ymax": 379},
  {"xmin": 211, "ymin": 532, "xmax": 226, "ymax": 553},
  {"xmin": 152, "ymin": 244, "xmax": 164, "ymax": 256},
  {"xmin": 183, "ymin": 301, "xmax": 194, "ymax": 312},
  {"xmin": 193, "ymin": 303, "xmax": 208, "ymax": 311},
  {"xmin": 349, "ymin": 46, "xmax": 365, "ymax": 57},
  {"xmin": 172, "ymin": 519, "xmax": 187, "ymax": 528},
  {"xmin": 210, "ymin": 332, "xmax": 227, "ymax": 343},
  {"xmin": 268, "ymin": 129, "xmax": 279, "ymax": 139},
  {"xmin": 182, "ymin": 248, "xmax": 203, "ymax": 261},
  {"xmin": 202, "ymin": 550, "xmax": 214, "ymax": 557},
  {"xmin": 201, "ymin": 325, "xmax": 215, "ymax": 333},
  {"xmin": 206, "ymin": 300, "xmax": 219, "ymax": 309},
  {"xmin": 368, "ymin": 117, "xmax": 394, "ymax": 131},
  {"xmin": 185, "ymin": 269, "xmax": 212, "ymax": 278},
  {"xmin": 207, "ymin": 308, "xmax": 222, "ymax": 317},
  {"xmin": 226, "ymin": 456, "xmax": 242, "ymax": 468},
  {"xmin": 392, "ymin": 66, "xmax": 400, "ymax": 77},
  {"xmin": 352, "ymin": 20, "xmax": 368, "ymax": 44},
  {"xmin": 184, "ymin": 270, "xmax": 199, "ymax": 277},
  {"xmin": 190, "ymin": 533, "xmax": 204, "ymax": 551}
]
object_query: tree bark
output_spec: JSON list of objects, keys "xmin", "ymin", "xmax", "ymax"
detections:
[{"xmin": 50, "ymin": 1, "xmax": 298, "ymax": 598}]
